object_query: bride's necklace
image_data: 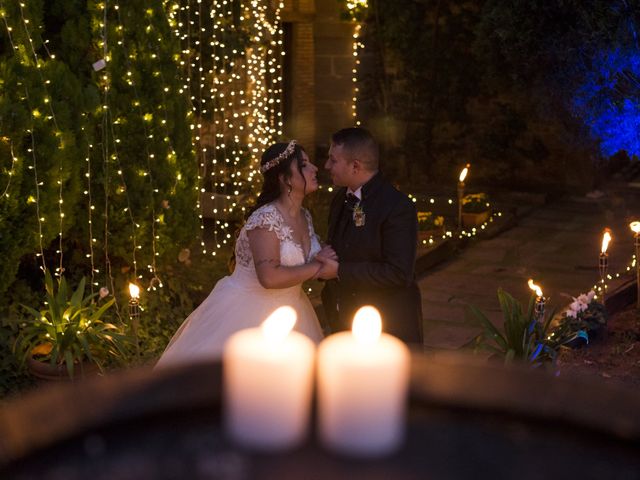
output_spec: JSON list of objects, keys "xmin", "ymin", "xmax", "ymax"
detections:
[{"xmin": 274, "ymin": 201, "xmax": 310, "ymax": 252}]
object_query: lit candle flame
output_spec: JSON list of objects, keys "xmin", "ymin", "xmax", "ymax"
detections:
[
  {"xmin": 601, "ymin": 229, "xmax": 612, "ymax": 254},
  {"xmin": 630, "ymin": 221, "xmax": 640, "ymax": 234},
  {"xmin": 458, "ymin": 164, "xmax": 469, "ymax": 183},
  {"xmin": 352, "ymin": 306, "xmax": 382, "ymax": 345},
  {"xmin": 129, "ymin": 283, "xmax": 140, "ymax": 299},
  {"xmin": 261, "ymin": 306, "xmax": 297, "ymax": 343},
  {"xmin": 527, "ymin": 279, "xmax": 543, "ymax": 298}
]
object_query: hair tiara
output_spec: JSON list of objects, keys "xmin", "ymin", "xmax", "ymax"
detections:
[{"xmin": 260, "ymin": 140, "xmax": 297, "ymax": 174}]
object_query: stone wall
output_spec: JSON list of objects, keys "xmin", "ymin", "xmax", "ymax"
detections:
[
  {"xmin": 313, "ymin": 1, "xmax": 355, "ymax": 158},
  {"xmin": 282, "ymin": 0, "xmax": 316, "ymax": 158},
  {"xmin": 281, "ymin": 0, "xmax": 356, "ymax": 160}
]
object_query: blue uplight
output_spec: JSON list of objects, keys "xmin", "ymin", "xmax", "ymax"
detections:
[{"xmin": 572, "ymin": 49, "xmax": 640, "ymax": 157}]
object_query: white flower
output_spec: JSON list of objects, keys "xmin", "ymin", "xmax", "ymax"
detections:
[
  {"xmin": 577, "ymin": 293, "xmax": 589, "ymax": 305},
  {"xmin": 565, "ymin": 309, "xmax": 577, "ymax": 318},
  {"xmin": 99, "ymin": 287, "xmax": 109, "ymax": 299}
]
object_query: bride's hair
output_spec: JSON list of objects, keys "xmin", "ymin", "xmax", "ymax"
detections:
[
  {"xmin": 246, "ymin": 142, "xmax": 307, "ymax": 219},
  {"xmin": 229, "ymin": 142, "xmax": 307, "ymax": 272}
]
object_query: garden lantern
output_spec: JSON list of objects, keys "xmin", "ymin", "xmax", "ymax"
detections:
[
  {"xmin": 457, "ymin": 164, "xmax": 469, "ymax": 231},
  {"xmin": 599, "ymin": 229, "xmax": 612, "ymax": 305},
  {"xmin": 129, "ymin": 283, "xmax": 141, "ymax": 355},
  {"xmin": 528, "ymin": 279, "xmax": 545, "ymax": 322},
  {"xmin": 629, "ymin": 221, "xmax": 640, "ymax": 309}
]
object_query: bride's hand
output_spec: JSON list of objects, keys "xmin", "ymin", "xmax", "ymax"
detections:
[{"xmin": 314, "ymin": 256, "xmax": 339, "ymax": 280}]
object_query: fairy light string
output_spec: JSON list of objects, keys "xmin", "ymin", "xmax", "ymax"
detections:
[
  {"xmin": 112, "ymin": 0, "xmax": 177, "ymax": 290},
  {"xmin": 1, "ymin": 1, "xmax": 57, "ymax": 274},
  {"xmin": 167, "ymin": 0, "xmax": 283, "ymax": 257},
  {"xmin": 16, "ymin": 1, "xmax": 66, "ymax": 276},
  {"xmin": 1, "ymin": 140, "xmax": 18, "ymax": 199},
  {"xmin": 343, "ymin": 0, "xmax": 368, "ymax": 125},
  {"xmin": 165, "ymin": 1, "xmax": 204, "ymax": 256}
]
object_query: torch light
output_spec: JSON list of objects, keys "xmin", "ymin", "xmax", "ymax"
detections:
[
  {"xmin": 630, "ymin": 221, "xmax": 640, "ymax": 309},
  {"xmin": 457, "ymin": 164, "xmax": 470, "ymax": 231},
  {"xmin": 129, "ymin": 283, "xmax": 141, "ymax": 356},
  {"xmin": 599, "ymin": 229, "xmax": 612, "ymax": 306},
  {"xmin": 528, "ymin": 279, "xmax": 545, "ymax": 322}
]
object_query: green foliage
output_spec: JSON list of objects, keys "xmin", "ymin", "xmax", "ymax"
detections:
[
  {"xmin": 417, "ymin": 211, "xmax": 444, "ymax": 231},
  {"xmin": 347, "ymin": 0, "xmax": 612, "ymax": 190},
  {"xmin": 0, "ymin": 0, "xmax": 198, "ymax": 311},
  {"xmin": 336, "ymin": 0, "xmax": 369, "ymax": 22},
  {"xmin": 0, "ymin": 323, "xmax": 35, "ymax": 399},
  {"xmin": 355, "ymin": 0, "xmax": 483, "ymax": 182},
  {"xmin": 464, "ymin": 289, "xmax": 558, "ymax": 368},
  {"xmin": 475, "ymin": 0, "xmax": 633, "ymax": 93},
  {"xmin": 461, "ymin": 193, "xmax": 490, "ymax": 214},
  {"xmin": 14, "ymin": 271, "xmax": 129, "ymax": 379}
]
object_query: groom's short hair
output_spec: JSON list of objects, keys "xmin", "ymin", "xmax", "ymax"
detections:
[{"xmin": 331, "ymin": 127, "xmax": 379, "ymax": 172}]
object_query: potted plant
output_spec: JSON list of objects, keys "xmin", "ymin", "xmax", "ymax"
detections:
[
  {"xmin": 417, "ymin": 211, "xmax": 445, "ymax": 242},
  {"xmin": 461, "ymin": 193, "xmax": 491, "ymax": 228},
  {"xmin": 14, "ymin": 271, "xmax": 129, "ymax": 380}
]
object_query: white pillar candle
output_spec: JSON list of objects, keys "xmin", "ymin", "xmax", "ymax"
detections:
[
  {"xmin": 317, "ymin": 306, "xmax": 411, "ymax": 457},
  {"xmin": 223, "ymin": 306, "xmax": 315, "ymax": 450}
]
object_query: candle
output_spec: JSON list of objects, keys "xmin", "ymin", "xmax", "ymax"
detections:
[
  {"xmin": 317, "ymin": 306, "xmax": 410, "ymax": 457},
  {"xmin": 223, "ymin": 306, "xmax": 315, "ymax": 450}
]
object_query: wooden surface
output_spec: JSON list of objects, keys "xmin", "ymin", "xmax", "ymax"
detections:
[{"xmin": 1, "ymin": 353, "xmax": 639, "ymax": 479}]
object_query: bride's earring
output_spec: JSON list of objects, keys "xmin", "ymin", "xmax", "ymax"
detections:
[{"xmin": 287, "ymin": 183, "xmax": 292, "ymax": 196}]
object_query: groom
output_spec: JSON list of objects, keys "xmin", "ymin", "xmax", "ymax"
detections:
[{"xmin": 320, "ymin": 127, "xmax": 423, "ymax": 344}]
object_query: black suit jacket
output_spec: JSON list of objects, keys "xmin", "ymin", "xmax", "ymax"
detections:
[{"xmin": 321, "ymin": 172, "xmax": 423, "ymax": 344}]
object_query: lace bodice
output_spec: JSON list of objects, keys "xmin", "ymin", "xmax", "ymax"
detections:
[{"xmin": 235, "ymin": 203, "xmax": 322, "ymax": 270}]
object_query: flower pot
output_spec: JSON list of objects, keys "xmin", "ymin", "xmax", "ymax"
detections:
[
  {"xmin": 27, "ymin": 356, "xmax": 99, "ymax": 382},
  {"xmin": 461, "ymin": 210, "xmax": 491, "ymax": 228}
]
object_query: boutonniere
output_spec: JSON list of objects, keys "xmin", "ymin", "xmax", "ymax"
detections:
[{"xmin": 352, "ymin": 202, "xmax": 365, "ymax": 227}]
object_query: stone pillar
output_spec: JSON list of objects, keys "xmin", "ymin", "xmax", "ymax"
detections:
[
  {"xmin": 313, "ymin": 0, "xmax": 355, "ymax": 158},
  {"xmin": 282, "ymin": 0, "xmax": 316, "ymax": 160}
]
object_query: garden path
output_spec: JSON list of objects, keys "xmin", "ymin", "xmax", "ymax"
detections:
[{"xmin": 419, "ymin": 177, "xmax": 640, "ymax": 351}]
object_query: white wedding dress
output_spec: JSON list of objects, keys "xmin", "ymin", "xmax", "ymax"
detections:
[{"xmin": 155, "ymin": 203, "xmax": 324, "ymax": 369}]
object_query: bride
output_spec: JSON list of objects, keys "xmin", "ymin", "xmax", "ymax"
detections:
[{"xmin": 155, "ymin": 140, "xmax": 337, "ymax": 369}]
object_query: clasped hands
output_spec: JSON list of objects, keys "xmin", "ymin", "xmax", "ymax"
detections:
[{"xmin": 312, "ymin": 245, "xmax": 339, "ymax": 280}]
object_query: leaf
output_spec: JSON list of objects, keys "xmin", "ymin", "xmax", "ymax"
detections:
[
  {"xmin": 31, "ymin": 342, "xmax": 53, "ymax": 356},
  {"xmin": 64, "ymin": 350, "xmax": 74, "ymax": 380},
  {"xmin": 70, "ymin": 277, "xmax": 86, "ymax": 308},
  {"xmin": 464, "ymin": 304, "xmax": 508, "ymax": 350},
  {"xmin": 529, "ymin": 343, "xmax": 544, "ymax": 362},
  {"xmin": 505, "ymin": 349, "xmax": 515, "ymax": 364},
  {"xmin": 78, "ymin": 335, "xmax": 95, "ymax": 363},
  {"xmin": 89, "ymin": 298, "xmax": 115, "ymax": 322}
]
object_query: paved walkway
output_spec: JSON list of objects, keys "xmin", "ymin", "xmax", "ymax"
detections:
[{"xmin": 419, "ymin": 178, "xmax": 640, "ymax": 350}]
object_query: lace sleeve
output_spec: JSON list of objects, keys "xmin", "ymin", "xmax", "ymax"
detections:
[{"xmin": 245, "ymin": 204, "xmax": 293, "ymax": 242}]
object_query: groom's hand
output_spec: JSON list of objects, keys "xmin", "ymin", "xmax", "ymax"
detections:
[{"xmin": 315, "ymin": 245, "xmax": 338, "ymax": 262}]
